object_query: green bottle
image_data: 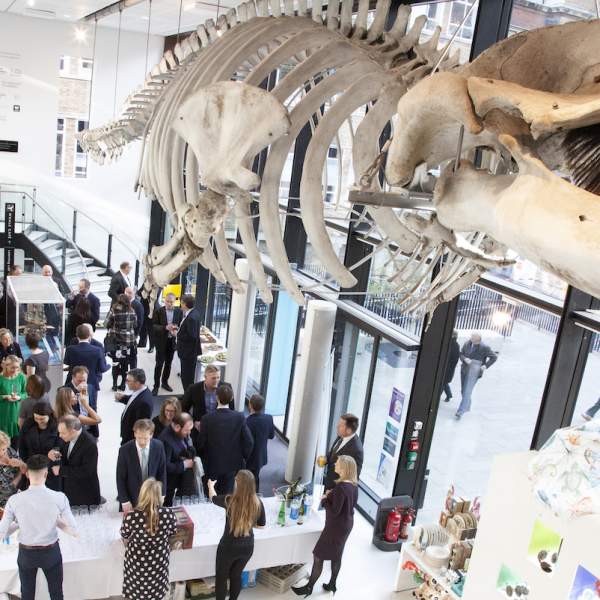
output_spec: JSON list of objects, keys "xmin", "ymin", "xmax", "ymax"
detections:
[{"xmin": 277, "ymin": 498, "xmax": 286, "ymax": 527}]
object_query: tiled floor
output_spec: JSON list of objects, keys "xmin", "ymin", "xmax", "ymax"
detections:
[{"xmin": 95, "ymin": 346, "xmax": 412, "ymax": 600}]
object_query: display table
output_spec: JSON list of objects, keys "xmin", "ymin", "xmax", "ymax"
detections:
[
  {"xmin": 0, "ymin": 498, "xmax": 323, "ymax": 600},
  {"xmin": 395, "ymin": 541, "xmax": 460, "ymax": 600}
]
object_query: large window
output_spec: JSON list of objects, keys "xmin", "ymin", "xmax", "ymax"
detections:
[
  {"xmin": 210, "ymin": 279, "xmax": 232, "ymax": 343},
  {"xmin": 571, "ymin": 332, "xmax": 600, "ymax": 425},
  {"xmin": 418, "ymin": 284, "xmax": 557, "ymax": 522},
  {"xmin": 54, "ymin": 56, "xmax": 92, "ymax": 179},
  {"xmin": 509, "ymin": 0, "xmax": 596, "ymax": 35},
  {"xmin": 246, "ymin": 280, "xmax": 273, "ymax": 394}
]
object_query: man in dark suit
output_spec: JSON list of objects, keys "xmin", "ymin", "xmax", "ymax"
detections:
[
  {"xmin": 108, "ymin": 261, "xmax": 133, "ymax": 305},
  {"xmin": 152, "ymin": 292, "xmax": 182, "ymax": 395},
  {"xmin": 53, "ymin": 415, "xmax": 101, "ymax": 506},
  {"xmin": 245, "ymin": 394, "xmax": 274, "ymax": 492},
  {"xmin": 117, "ymin": 418, "xmax": 167, "ymax": 511},
  {"xmin": 116, "ymin": 368, "xmax": 154, "ymax": 445},
  {"xmin": 197, "ymin": 386, "xmax": 253, "ymax": 495},
  {"xmin": 159, "ymin": 412, "xmax": 196, "ymax": 506},
  {"xmin": 181, "ymin": 365, "xmax": 233, "ymax": 435},
  {"xmin": 176, "ymin": 294, "xmax": 202, "ymax": 392},
  {"xmin": 323, "ymin": 413, "xmax": 364, "ymax": 491},
  {"xmin": 64, "ymin": 324, "xmax": 110, "ymax": 436},
  {"xmin": 66, "ymin": 278, "xmax": 100, "ymax": 330}
]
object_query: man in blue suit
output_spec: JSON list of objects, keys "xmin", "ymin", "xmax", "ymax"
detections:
[
  {"xmin": 197, "ymin": 385, "xmax": 254, "ymax": 495},
  {"xmin": 245, "ymin": 394, "xmax": 275, "ymax": 493},
  {"xmin": 116, "ymin": 368, "xmax": 154, "ymax": 445},
  {"xmin": 63, "ymin": 324, "xmax": 110, "ymax": 436},
  {"xmin": 66, "ymin": 278, "xmax": 101, "ymax": 330},
  {"xmin": 117, "ymin": 418, "xmax": 167, "ymax": 511}
]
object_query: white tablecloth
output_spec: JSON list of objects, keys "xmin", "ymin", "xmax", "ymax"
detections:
[{"xmin": 0, "ymin": 498, "xmax": 323, "ymax": 599}]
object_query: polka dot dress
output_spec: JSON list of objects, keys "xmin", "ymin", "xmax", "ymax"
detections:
[{"xmin": 120, "ymin": 507, "xmax": 178, "ymax": 600}]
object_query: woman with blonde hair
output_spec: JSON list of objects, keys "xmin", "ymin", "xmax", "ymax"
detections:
[
  {"xmin": 208, "ymin": 470, "xmax": 266, "ymax": 600},
  {"xmin": 54, "ymin": 386, "xmax": 101, "ymax": 430},
  {"xmin": 152, "ymin": 397, "xmax": 181, "ymax": 439},
  {"xmin": 120, "ymin": 477, "xmax": 177, "ymax": 600},
  {"xmin": 0, "ymin": 355, "xmax": 27, "ymax": 437},
  {"xmin": 0, "ymin": 430, "xmax": 24, "ymax": 506},
  {"xmin": 292, "ymin": 455, "xmax": 359, "ymax": 597},
  {"xmin": 0, "ymin": 329, "xmax": 22, "ymax": 363}
]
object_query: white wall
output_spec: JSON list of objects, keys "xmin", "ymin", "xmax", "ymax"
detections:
[{"xmin": 0, "ymin": 13, "xmax": 164, "ymax": 266}]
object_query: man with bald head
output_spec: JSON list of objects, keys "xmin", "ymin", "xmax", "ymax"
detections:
[{"xmin": 456, "ymin": 332, "xmax": 497, "ymax": 420}]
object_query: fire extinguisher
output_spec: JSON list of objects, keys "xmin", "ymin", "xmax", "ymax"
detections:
[
  {"xmin": 399, "ymin": 508, "xmax": 414, "ymax": 540},
  {"xmin": 384, "ymin": 507, "xmax": 402, "ymax": 543}
]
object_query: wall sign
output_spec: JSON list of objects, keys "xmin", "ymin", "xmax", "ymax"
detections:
[
  {"xmin": 0, "ymin": 140, "xmax": 18, "ymax": 152},
  {"xmin": 4, "ymin": 203, "xmax": 15, "ymax": 280}
]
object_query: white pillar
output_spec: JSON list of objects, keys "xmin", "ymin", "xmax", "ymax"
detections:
[
  {"xmin": 285, "ymin": 299, "xmax": 337, "ymax": 483},
  {"xmin": 223, "ymin": 259, "xmax": 256, "ymax": 411}
]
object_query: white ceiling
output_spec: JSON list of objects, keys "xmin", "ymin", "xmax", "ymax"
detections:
[{"xmin": 1, "ymin": 0, "xmax": 238, "ymax": 36}]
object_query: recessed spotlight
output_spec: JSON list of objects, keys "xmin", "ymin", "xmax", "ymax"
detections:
[
  {"xmin": 27, "ymin": 0, "xmax": 35, "ymax": 6},
  {"xmin": 64, "ymin": 14, "xmax": 72, "ymax": 18},
  {"xmin": 141, "ymin": 15, "xmax": 149, "ymax": 20},
  {"xmin": 183, "ymin": 2, "xmax": 196, "ymax": 11},
  {"xmin": 74, "ymin": 26, "xmax": 88, "ymax": 43}
]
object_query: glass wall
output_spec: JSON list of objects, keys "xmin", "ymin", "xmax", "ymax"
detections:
[
  {"xmin": 418, "ymin": 284, "xmax": 557, "ymax": 523},
  {"xmin": 246, "ymin": 280, "xmax": 273, "ymax": 394},
  {"xmin": 571, "ymin": 332, "xmax": 600, "ymax": 425},
  {"xmin": 210, "ymin": 279, "xmax": 232, "ymax": 343}
]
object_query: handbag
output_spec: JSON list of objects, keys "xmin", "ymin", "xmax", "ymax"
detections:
[{"xmin": 103, "ymin": 331, "xmax": 118, "ymax": 355}]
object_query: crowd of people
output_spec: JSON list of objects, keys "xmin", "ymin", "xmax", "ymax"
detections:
[{"xmin": 0, "ymin": 264, "xmax": 364, "ymax": 600}]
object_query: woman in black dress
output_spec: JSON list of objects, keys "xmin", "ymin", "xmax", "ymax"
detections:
[
  {"xmin": 292, "ymin": 455, "xmax": 359, "ymax": 597},
  {"xmin": 18, "ymin": 401, "xmax": 61, "ymax": 491},
  {"xmin": 152, "ymin": 397, "xmax": 181, "ymax": 439},
  {"xmin": 65, "ymin": 297, "xmax": 93, "ymax": 346},
  {"xmin": 23, "ymin": 332, "xmax": 51, "ymax": 393},
  {"xmin": 208, "ymin": 470, "xmax": 266, "ymax": 600},
  {"xmin": 121, "ymin": 478, "xmax": 178, "ymax": 600}
]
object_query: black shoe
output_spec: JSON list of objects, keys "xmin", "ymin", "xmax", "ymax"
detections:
[
  {"xmin": 118, "ymin": 383, "xmax": 126, "ymax": 391},
  {"xmin": 444, "ymin": 395, "xmax": 452, "ymax": 402},
  {"xmin": 161, "ymin": 382, "xmax": 173, "ymax": 392},
  {"xmin": 111, "ymin": 385, "xmax": 118, "ymax": 392},
  {"xmin": 323, "ymin": 582, "xmax": 337, "ymax": 594},
  {"xmin": 147, "ymin": 348, "xmax": 154, "ymax": 354},
  {"xmin": 152, "ymin": 388, "xmax": 159, "ymax": 396},
  {"xmin": 99, "ymin": 496, "xmax": 106, "ymax": 505},
  {"xmin": 291, "ymin": 584, "xmax": 313, "ymax": 597}
]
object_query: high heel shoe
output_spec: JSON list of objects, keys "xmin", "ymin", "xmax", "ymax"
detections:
[
  {"xmin": 291, "ymin": 583, "xmax": 313, "ymax": 597},
  {"xmin": 323, "ymin": 582, "xmax": 337, "ymax": 594}
]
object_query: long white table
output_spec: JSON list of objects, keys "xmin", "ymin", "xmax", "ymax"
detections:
[{"xmin": 0, "ymin": 498, "xmax": 323, "ymax": 599}]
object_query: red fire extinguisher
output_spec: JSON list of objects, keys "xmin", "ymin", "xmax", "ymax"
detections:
[
  {"xmin": 384, "ymin": 507, "xmax": 402, "ymax": 543},
  {"xmin": 400, "ymin": 508, "xmax": 415, "ymax": 540}
]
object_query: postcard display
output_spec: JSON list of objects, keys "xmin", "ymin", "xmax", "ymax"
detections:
[
  {"xmin": 463, "ymin": 451, "xmax": 600, "ymax": 600},
  {"xmin": 7, "ymin": 275, "xmax": 65, "ymax": 392}
]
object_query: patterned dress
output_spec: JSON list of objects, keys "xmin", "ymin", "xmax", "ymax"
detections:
[
  {"xmin": 120, "ymin": 507, "xmax": 178, "ymax": 600},
  {"xmin": 0, "ymin": 447, "xmax": 20, "ymax": 507}
]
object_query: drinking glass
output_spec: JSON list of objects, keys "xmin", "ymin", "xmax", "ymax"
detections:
[
  {"xmin": 173, "ymin": 497, "xmax": 182, "ymax": 507},
  {"xmin": 183, "ymin": 496, "xmax": 191, "ymax": 506},
  {"xmin": 190, "ymin": 495, "xmax": 199, "ymax": 505}
]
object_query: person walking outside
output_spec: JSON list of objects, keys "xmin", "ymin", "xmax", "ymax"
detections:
[
  {"xmin": 208, "ymin": 470, "xmax": 266, "ymax": 600},
  {"xmin": 292, "ymin": 455, "xmax": 359, "ymax": 597},
  {"xmin": 0, "ymin": 454, "xmax": 77, "ymax": 600},
  {"xmin": 120, "ymin": 478, "xmax": 177, "ymax": 600},
  {"xmin": 442, "ymin": 330, "xmax": 460, "ymax": 403},
  {"xmin": 456, "ymin": 332, "xmax": 497, "ymax": 420}
]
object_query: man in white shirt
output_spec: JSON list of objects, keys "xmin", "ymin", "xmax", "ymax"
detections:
[{"xmin": 0, "ymin": 454, "xmax": 77, "ymax": 600}]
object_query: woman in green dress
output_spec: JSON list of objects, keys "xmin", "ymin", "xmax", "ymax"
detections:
[{"xmin": 0, "ymin": 355, "xmax": 27, "ymax": 437}]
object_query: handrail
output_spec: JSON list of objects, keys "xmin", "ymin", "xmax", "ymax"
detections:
[
  {"xmin": 0, "ymin": 182, "xmax": 142, "ymax": 261},
  {"xmin": 0, "ymin": 186, "xmax": 90, "ymax": 282}
]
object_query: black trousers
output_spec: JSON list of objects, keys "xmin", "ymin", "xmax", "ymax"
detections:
[
  {"xmin": 179, "ymin": 354, "xmax": 197, "ymax": 392},
  {"xmin": 443, "ymin": 382, "xmax": 452, "ymax": 399},
  {"xmin": 154, "ymin": 339, "xmax": 176, "ymax": 388},
  {"xmin": 215, "ymin": 472, "xmax": 236, "ymax": 495},
  {"xmin": 215, "ymin": 540, "xmax": 254, "ymax": 600},
  {"xmin": 18, "ymin": 543, "xmax": 63, "ymax": 600},
  {"xmin": 138, "ymin": 317, "xmax": 154, "ymax": 350},
  {"xmin": 249, "ymin": 468, "xmax": 261, "ymax": 493}
]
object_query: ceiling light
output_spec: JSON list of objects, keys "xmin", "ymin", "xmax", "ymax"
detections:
[
  {"xmin": 26, "ymin": 0, "xmax": 35, "ymax": 6},
  {"xmin": 141, "ymin": 15, "xmax": 149, "ymax": 20},
  {"xmin": 74, "ymin": 27, "xmax": 88, "ymax": 43},
  {"xmin": 183, "ymin": 2, "xmax": 196, "ymax": 11}
]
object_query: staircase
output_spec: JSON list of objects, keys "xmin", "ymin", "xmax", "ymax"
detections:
[
  {"xmin": 0, "ymin": 182, "xmax": 142, "ymax": 320},
  {"xmin": 24, "ymin": 226, "xmax": 114, "ymax": 317}
]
